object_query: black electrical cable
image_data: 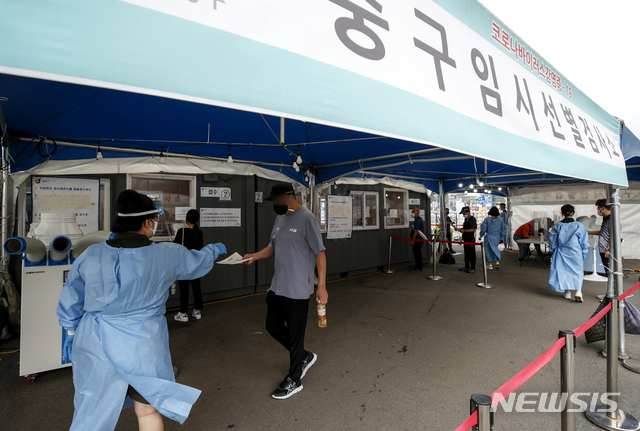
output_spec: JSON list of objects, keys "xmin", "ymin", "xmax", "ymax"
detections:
[{"xmin": 36, "ymin": 138, "xmax": 57, "ymax": 158}]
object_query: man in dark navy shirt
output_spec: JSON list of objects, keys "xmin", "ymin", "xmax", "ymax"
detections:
[
  {"xmin": 458, "ymin": 206, "xmax": 477, "ymax": 273},
  {"xmin": 410, "ymin": 207, "xmax": 425, "ymax": 272}
]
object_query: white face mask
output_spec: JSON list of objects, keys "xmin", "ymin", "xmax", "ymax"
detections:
[
  {"xmin": 150, "ymin": 219, "xmax": 158, "ymax": 237},
  {"xmin": 597, "ymin": 210, "xmax": 603, "ymax": 217}
]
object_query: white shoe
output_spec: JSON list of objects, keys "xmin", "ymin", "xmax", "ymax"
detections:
[
  {"xmin": 192, "ymin": 309, "xmax": 202, "ymax": 320},
  {"xmin": 564, "ymin": 291, "xmax": 572, "ymax": 300},
  {"xmin": 174, "ymin": 312, "xmax": 188, "ymax": 322},
  {"xmin": 486, "ymin": 264, "xmax": 493, "ymax": 270},
  {"xmin": 574, "ymin": 291, "xmax": 583, "ymax": 303}
]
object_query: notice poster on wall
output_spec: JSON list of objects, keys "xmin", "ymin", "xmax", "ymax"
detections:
[
  {"xmin": 175, "ymin": 207, "xmax": 195, "ymax": 221},
  {"xmin": 200, "ymin": 208, "xmax": 242, "ymax": 227},
  {"xmin": 31, "ymin": 176, "xmax": 100, "ymax": 234},
  {"xmin": 327, "ymin": 195, "xmax": 352, "ymax": 240}
]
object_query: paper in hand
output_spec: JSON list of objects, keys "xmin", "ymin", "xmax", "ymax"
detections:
[{"xmin": 217, "ymin": 252, "xmax": 253, "ymax": 265}]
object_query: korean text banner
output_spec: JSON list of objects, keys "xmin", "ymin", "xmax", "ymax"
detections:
[{"xmin": 0, "ymin": 0, "xmax": 627, "ymax": 186}]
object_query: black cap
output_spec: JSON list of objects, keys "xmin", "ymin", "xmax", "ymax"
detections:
[
  {"xmin": 265, "ymin": 183, "xmax": 295, "ymax": 201},
  {"xmin": 459, "ymin": 206, "xmax": 470, "ymax": 214}
]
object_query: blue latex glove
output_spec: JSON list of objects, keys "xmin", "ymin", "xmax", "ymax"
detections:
[
  {"xmin": 63, "ymin": 333, "xmax": 75, "ymax": 362},
  {"xmin": 213, "ymin": 243, "xmax": 227, "ymax": 256}
]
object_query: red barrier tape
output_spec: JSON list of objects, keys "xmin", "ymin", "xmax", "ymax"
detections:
[
  {"xmin": 490, "ymin": 338, "xmax": 566, "ymax": 408},
  {"xmin": 438, "ymin": 239, "xmax": 482, "ymax": 246},
  {"xmin": 453, "ymin": 411, "xmax": 478, "ymax": 431},
  {"xmin": 453, "ymin": 280, "xmax": 640, "ymax": 429},
  {"xmin": 390, "ymin": 237, "xmax": 433, "ymax": 243},
  {"xmin": 619, "ymin": 281, "xmax": 640, "ymax": 301},
  {"xmin": 572, "ymin": 302, "xmax": 613, "ymax": 338},
  {"xmin": 390, "ymin": 237, "xmax": 481, "ymax": 246}
]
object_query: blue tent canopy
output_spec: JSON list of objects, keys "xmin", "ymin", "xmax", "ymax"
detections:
[
  {"xmin": 622, "ymin": 125, "xmax": 640, "ymax": 182},
  {"xmin": 3, "ymin": 73, "xmax": 636, "ymax": 195}
]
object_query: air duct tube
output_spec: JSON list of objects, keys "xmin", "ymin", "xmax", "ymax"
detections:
[
  {"xmin": 72, "ymin": 231, "xmax": 115, "ymax": 260},
  {"xmin": 4, "ymin": 237, "xmax": 47, "ymax": 264},
  {"xmin": 50, "ymin": 236, "xmax": 72, "ymax": 262}
]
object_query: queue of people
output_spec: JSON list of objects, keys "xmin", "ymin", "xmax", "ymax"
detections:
[
  {"xmin": 56, "ymin": 183, "xmax": 329, "ymax": 430},
  {"xmin": 411, "ymin": 200, "xmax": 610, "ymax": 303}
]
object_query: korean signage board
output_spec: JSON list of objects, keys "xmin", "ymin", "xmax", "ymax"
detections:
[{"xmin": 1, "ymin": 0, "xmax": 627, "ymax": 186}]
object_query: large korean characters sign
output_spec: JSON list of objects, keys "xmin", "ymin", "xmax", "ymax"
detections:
[
  {"xmin": 120, "ymin": 0, "xmax": 625, "ymax": 185},
  {"xmin": 1, "ymin": 0, "xmax": 624, "ymax": 185}
]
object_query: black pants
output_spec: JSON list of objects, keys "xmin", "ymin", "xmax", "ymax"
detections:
[
  {"xmin": 265, "ymin": 291, "xmax": 309, "ymax": 384},
  {"xmin": 464, "ymin": 244, "xmax": 476, "ymax": 270},
  {"xmin": 413, "ymin": 242, "xmax": 423, "ymax": 270},
  {"xmin": 179, "ymin": 278, "xmax": 203, "ymax": 314},
  {"xmin": 600, "ymin": 252, "xmax": 610, "ymax": 276},
  {"xmin": 446, "ymin": 228, "xmax": 453, "ymax": 251}
]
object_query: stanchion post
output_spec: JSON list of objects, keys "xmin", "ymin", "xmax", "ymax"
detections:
[
  {"xmin": 585, "ymin": 296, "xmax": 640, "ymax": 430},
  {"xmin": 428, "ymin": 234, "xmax": 441, "ymax": 281},
  {"xmin": 559, "ymin": 330, "xmax": 576, "ymax": 431},
  {"xmin": 385, "ymin": 236, "xmax": 394, "ymax": 274},
  {"xmin": 477, "ymin": 241, "xmax": 494, "ymax": 289},
  {"xmin": 470, "ymin": 394, "xmax": 493, "ymax": 431}
]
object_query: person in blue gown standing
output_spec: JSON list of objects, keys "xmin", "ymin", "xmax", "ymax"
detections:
[
  {"xmin": 57, "ymin": 190, "xmax": 226, "ymax": 431},
  {"xmin": 548, "ymin": 204, "xmax": 589, "ymax": 302},
  {"xmin": 479, "ymin": 206, "xmax": 507, "ymax": 270}
]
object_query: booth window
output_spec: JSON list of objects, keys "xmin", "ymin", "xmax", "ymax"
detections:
[
  {"xmin": 384, "ymin": 188, "xmax": 409, "ymax": 229},
  {"xmin": 350, "ymin": 191, "xmax": 379, "ymax": 230},
  {"xmin": 127, "ymin": 174, "xmax": 196, "ymax": 240}
]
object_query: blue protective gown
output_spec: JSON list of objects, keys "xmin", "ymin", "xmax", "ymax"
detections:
[
  {"xmin": 479, "ymin": 216, "xmax": 507, "ymax": 262},
  {"xmin": 548, "ymin": 219, "xmax": 589, "ymax": 292},
  {"xmin": 57, "ymin": 236, "xmax": 220, "ymax": 431}
]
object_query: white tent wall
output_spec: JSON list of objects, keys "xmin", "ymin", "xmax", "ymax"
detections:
[{"xmin": 510, "ymin": 182, "xmax": 640, "ymax": 260}]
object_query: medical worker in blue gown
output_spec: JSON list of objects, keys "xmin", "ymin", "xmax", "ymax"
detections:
[
  {"xmin": 548, "ymin": 204, "xmax": 589, "ymax": 303},
  {"xmin": 479, "ymin": 206, "xmax": 507, "ymax": 270},
  {"xmin": 57, "ymin": 190, "xmax": 226, "ymax": 431}
]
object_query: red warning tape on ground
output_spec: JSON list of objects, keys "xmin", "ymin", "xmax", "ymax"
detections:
[{"xmin": 452, "ymin": 280, "xmax": 640, "ymax": 430}]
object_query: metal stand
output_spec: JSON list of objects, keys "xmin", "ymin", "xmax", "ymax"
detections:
[
  {"xmin": 622, "ymin": 358, "xmax": 640, "ymax": 374},
  {"xmin": 470, "ymin": 394, "xmax": 493, "ymax": 431},
  {"xmin": 585, "ymin": 297, "xmax": 640, "ymax": 431},
  {"xmin": 584, "ymin": 247, "xmax": 608, "ymax": 282},
  {"xmin": 385, "ymin": 236, "xmax": 394, "ymax": 274},
  {"xmin": 560, "ymin": 330, "xmax": 576, "ymax": 431},
  {"xmin": 609, "ymin": 187, "xmax": 629, "ymax": 361},
  {"xmin": 477, "ymin": 242, "xmax": 494, "ymax": 289},
  {"xmin": 427, "ymin": 235, "xmax": 441, "ymax": 281}
]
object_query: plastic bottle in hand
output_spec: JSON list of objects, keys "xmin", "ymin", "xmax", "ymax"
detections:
[{"xmin": 317, "ymin": 303, "xmax": 327, "ymax": 328}]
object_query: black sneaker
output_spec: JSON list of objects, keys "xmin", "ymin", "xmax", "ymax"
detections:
[
  {"xmin": 272, "ymin": 377, "xmax": 303, "ymax": 400},
  {"xmin": 301, "ymin": 352, "xmax": 317, "ymax": 379},
  {"xmin": 459, "ymin": 267, "xmax": 469, "ymax": 272}
]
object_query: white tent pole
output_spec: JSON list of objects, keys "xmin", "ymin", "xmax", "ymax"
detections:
[
  {"xmin": 280, "ymin": 117, "xmax": 285, "ymax": 145},
  {"xmin": 308, "ymin": 173, "xmax": 316, "ymax": 214},
  {"xmin": 506, "ymin": 188, "xmax": 512, "ymax": 250},
  {"xmin": 1, "ymin": 146, "xmax": 8, "ymax": 271},
  {"xmin": 439, "ymin": 181, "xmax": 446, "ymax": 249},
  {"xmin": 19, "ymin": 137, "xmax": 291, "ymax": 168}
]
